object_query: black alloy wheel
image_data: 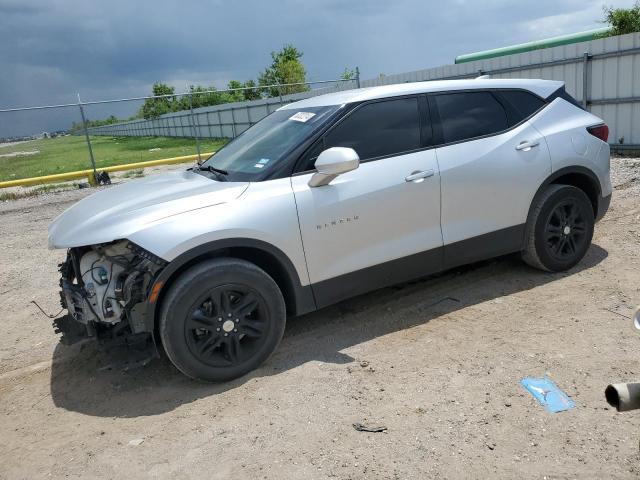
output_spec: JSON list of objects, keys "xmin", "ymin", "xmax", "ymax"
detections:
[
  {"xmin": 160, "ymin": 258, "xmax": 286, "ymax": 382},
  {"xmin": 543, "ymin": 199, "xmax": 589, "ymax": 262},
  {"xmin": 185, "ymin": 285, "xmax": 269, "ymax": 367},
  {"xmin": 522, "ymin": 184, "xmax": 595, "ymax": 272}
]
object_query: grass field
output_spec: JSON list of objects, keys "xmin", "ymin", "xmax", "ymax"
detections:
[{"xmin": 0, "ymin": 135, "xmax": 228, "ymax": 182}]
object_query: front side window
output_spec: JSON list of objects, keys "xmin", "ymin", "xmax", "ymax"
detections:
[
  {"xmin": 324, "ymin": 97, "xmax": 421, "ymax": 161},
  {"xmin": 200, "ymin": 105, "xmax": 339, "ymax": 181},
  {"xmin": 433, "ymin": 91, "xmax": 508, "ymax": 144}
]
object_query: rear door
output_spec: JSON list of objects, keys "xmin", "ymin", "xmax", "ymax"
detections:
[
  {"xmin": 291, "ymin": 96, "xmax": 443, "ymax": 307},
  {"xmin": 430, "ymin": 89, "xmax": 551, "ymax": 266}
]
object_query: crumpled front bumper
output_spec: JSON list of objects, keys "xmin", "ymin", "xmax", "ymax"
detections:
[
  {"xmin": 61, "ymin": 279, "xmax": 99, "ymax": 325},
  {"xmin": 53, "ymin": 245, "xmax": 163, "ymax": 362},
  {"xmin": 54, "ymin": 279, "xmax": 100, "ymax": 345}
]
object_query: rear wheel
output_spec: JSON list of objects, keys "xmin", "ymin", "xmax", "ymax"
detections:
[
  {"xmin": 159, "ymin": 258, "xmax": 286, "ymax": 382},
  {"xmin": 522, "ymin": 184, "xmax": 594, "ymax": 272}
]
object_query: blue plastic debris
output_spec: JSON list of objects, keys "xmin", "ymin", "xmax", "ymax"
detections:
[{"xmin": 521, "ymin": 376, "xmax": 575, "ymax": 413}]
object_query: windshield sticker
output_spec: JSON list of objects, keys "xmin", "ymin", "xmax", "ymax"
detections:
[
  {"xmin": 258, "ymin": 158, "xmax": 270, "ymax": 164},
  {"xmin": 289, "ymin": 111, "xmax": 316, "ymax": 123},
  {"xmin": 253, "ymin": 163, "xmax": 265, "ymax": 169}
]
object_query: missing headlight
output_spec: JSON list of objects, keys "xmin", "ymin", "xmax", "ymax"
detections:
[{"xmin": 56, "ymin": 240, "xmax": 167, "ymax": 344}]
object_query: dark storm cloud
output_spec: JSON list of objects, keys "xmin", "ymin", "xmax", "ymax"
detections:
[{"xmin": 0, "ymin": 0, "xmax": 630, "ymax": 136}]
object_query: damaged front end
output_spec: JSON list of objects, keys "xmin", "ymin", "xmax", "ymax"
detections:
[{"xmin": 55, "ymin": 240, "xmax": 167, "ymax": 360}]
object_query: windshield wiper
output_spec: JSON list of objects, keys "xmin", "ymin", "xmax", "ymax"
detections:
[{"xmin": 197, "ymin": 164, "xmax": 228, "ymax": 177}]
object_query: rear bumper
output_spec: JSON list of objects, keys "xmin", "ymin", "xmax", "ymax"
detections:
[{"xmin": 596, "ymin": 193, "xmax": 611, "ymax": 222}]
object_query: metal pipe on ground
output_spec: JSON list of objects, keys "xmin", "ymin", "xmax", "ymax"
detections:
[
  {"xmin": 605, "ymin": 307, "xmax": 640, "ymax": 412},
  {"xmin": 605, "ymin": 383, "xmax": 640, "ymax": 412}
]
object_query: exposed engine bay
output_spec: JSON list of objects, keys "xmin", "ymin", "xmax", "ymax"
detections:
[{"xmin": 55, "ymin": 240, "xmax": 166, "ymax": 349}]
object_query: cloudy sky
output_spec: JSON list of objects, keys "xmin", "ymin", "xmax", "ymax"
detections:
[{"xmin": 0, "ymin": 0, "xmax": 632, "ymax": 136}]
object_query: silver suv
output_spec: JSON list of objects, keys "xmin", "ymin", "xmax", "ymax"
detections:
[{"xmin": 49, "ymin": 78, "xmax": 612, "ymax": 381}]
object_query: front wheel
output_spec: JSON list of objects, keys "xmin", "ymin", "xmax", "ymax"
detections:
[
  {"xmin": 522, "ymin": 184, "xmax": 595, "ymax": 272},
  {"xmin": 159, "ymin": 258, "xmax": 286, "ymax": 382}
]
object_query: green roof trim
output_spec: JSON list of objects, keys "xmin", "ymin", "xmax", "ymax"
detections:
[{"xmin": 454, "ymin": 27, "xmax": 610, "ymax": 64}]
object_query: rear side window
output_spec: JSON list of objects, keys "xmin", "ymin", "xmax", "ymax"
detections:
[
  {"xmin": 433, "ymin": 92, "xmax": 508, "ymax": 144},
  {"xmin": 495, "ymin": 90, "xmax": 546, "ymax": 124},
  {"xmin": 324, "ymin": 97, "xmax": 421, "ymax": 161},
  {"xmin": 546, "ymin": 86, "xmax": 584, "ymax": 110}
]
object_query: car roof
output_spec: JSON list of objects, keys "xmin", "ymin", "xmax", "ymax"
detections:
[{"xmin": 279, "ymin": 78, "xmax": 564, "ymax": 110}]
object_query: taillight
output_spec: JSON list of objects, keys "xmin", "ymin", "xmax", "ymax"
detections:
[{"xmin": 587, "ymin": 124, "xmax": 609, "ymax": 142}]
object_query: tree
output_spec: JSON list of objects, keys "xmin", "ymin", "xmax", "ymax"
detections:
[
  {"xmin": 138, "ymin": 83, "xmax": 177, "ymax": 119},
  {"xmin": 602, "ymin": 1, "xmax": 640, "ymax": 36},
  {"xmin": 180, "ymin": 85, "xmax": 228, "ymax": 110},
  {"xmin": 258, "ymin": 44, "xmax": 309, "ymax": 97},
  {"xmin": 175, "ymin": 80, "xmax": 263, "ymax": 111},
  {"xmin": 227, "ymin": 80, "xmax": 247, "ymax": 102},
  {"xmin": 241, "ymin": 80, "xmax": 262, "ymax": 101},
  {"xmin": 340, "ymin": 68, "xmax": 356, "ymax": 81},
  {"xmin": 82, "ymin": 45, "xmax": 310, "ymax": 126}
]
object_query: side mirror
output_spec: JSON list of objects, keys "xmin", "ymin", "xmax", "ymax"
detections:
[
  {"xmin": 633, "ymin": 305, "xmax": 640, "ymax": 332},
  {"xmin": 308, "ymin": 147, "xmax": 359, "ymax": 187}
]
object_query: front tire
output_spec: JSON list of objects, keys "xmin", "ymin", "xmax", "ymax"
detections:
[
  {"xmin": 159, "ymin": 258, "xmax": 286, "ymax": 382},
  {"xmin": 522, "ymin": 184, "xmax": 594, "ymax": 272}
]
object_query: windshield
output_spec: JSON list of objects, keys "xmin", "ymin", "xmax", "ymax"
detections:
[{"xmin": 199, "ymin": 105, "xmax": 340, "ymax": 181}]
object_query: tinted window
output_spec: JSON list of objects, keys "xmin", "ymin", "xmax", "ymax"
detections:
[
  {"xmin": 433, "ymin": 92, "xmax": 508, "ymax": 144},
  {"xmin": 324, "ymin": 97, "xmax": 421, "ymax": 160},
  {"xmin": 297, "ymin": 139, "xmax": 325, "ymax": 172},
  {"xmin": 546, "ymin": 86, "xmax": 584, "ymax": 110},
  {"xmin": 497, "ymin": 90, "xmax": 546, "ymax": 123}
]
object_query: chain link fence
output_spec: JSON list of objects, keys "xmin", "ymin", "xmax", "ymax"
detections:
[{"xmin": 0, "ymin": 75, "xmax": 359, "ymax": 186}]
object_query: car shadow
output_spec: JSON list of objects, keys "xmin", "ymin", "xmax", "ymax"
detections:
[{"xmin": 50, "ymin": 244, "xmax": 608, "ymax": 418}]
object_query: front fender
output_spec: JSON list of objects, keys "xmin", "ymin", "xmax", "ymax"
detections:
[
  {"xmin": 127, "ymin": 178, "xmax": 309, "ymax": 283},
  {"xmin": 127, "ymin": 178, "xmax": 314, "ymax": 331},
  {"xmin": 141, "ymin": 238, "xmax": 316, "ymax": 332}
]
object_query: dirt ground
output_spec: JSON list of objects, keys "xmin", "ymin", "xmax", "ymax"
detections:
[{"xmin": 1, "ymin": 158, "xmax": 639, "ymax": 479}]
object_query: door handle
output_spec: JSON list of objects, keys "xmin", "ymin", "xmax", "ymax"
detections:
[
  {"xmin": 405, "ymin": 169, "xmax": 435, "ymax": 182},
  {"xmin": 515, "ymin": 141, "xmax": 540, "ymax": 151}
]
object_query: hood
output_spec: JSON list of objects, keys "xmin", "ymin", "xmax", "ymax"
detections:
[{"xmin": 48, "ymin": 170, "xmax": 249, "ymax": 249}]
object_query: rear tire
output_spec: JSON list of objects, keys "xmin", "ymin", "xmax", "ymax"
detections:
[
  {"xmin": 522, "ymin": 184, "xmax": 594, "ymax": 272},
  {"xmin": 159, "ymin": 258, "xmax": 286, "ymax": 382}
]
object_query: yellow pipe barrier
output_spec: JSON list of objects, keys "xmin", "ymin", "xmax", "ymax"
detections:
[{"xmin": 0, "ymin": 152, "xmax": 214, "ymax": 189}]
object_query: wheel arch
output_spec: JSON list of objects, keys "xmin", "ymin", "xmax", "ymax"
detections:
[
  {"xmin": 528, "ymin": 166, "xmax": 602, "ymax": 226},
  {"xmin": 146, "ymin": 239, "xmax": 316, "ymax": 334}
]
